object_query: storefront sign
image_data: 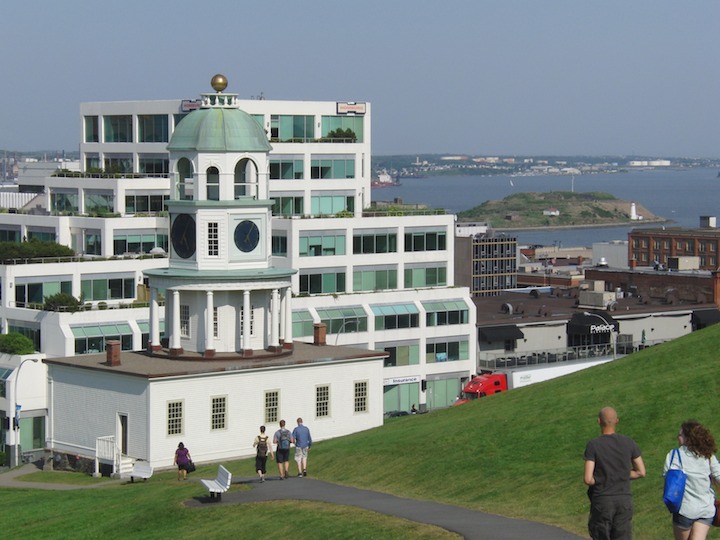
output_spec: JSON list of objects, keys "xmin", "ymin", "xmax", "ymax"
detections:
[
  {"xmin": 337, "ymin": 102, "xmax": 366, "ymax": 115},
  {"xmin": 590, "ymin": 323, "xmax": 614, "ymax": 334},
  {"xmin": 384, "ymin": 375, "xmax": 420, "ymax": 386}
]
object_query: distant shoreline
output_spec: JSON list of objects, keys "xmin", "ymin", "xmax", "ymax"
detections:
[{"xmin": 492, "ymin": 217, "xmax": 671, "ymax": 233}]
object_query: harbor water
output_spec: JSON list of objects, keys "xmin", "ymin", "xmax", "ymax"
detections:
[{"xmin": 373, "ymin": 167, "xmax": 720, "ymax": 247}]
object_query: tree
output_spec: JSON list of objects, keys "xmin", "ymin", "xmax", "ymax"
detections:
[
  {"xmin": 325, "ymin": 128, "xmax": 357, "ymax": 142},
  {"xmin": 0, "ymin": 333, "xmax": 35, "ymax": 355}
]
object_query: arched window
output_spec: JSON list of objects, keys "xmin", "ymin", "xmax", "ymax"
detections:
[
  {"xmin": 177, "ymin": 158, "xmax": 194, "ymax": 200},
  {"xmin": 206, "ymin": 166, "xmax": 220, "ymax": 200},
  {"xmin": 234, "ymin": 158, "xmax": 258, "ymax": 198}
]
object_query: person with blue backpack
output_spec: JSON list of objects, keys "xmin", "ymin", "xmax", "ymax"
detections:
[{"xmin": 273, "ymin": 419, "xmax": 292, "ymax": 480}]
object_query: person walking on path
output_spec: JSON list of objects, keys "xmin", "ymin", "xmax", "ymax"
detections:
[
  {"xmin": 273, "ymin": 419, "xmax": 292, "ymax": 480},
  {"xmin": 174, "ymin": 442, "xmax": 192, "ymax": 481},
  {"xmin": 292, "ymin": 417, "xmax": 312, "ymax": 477},
  {"xmin": 583, "ymin": 406, "xmax": 646, "ymax": 540},
  {"xmin": 253, "ymin": 425, "xmax": 273, "ymax": 483},
  {"xmin": 663, "ymin": 420, "xmax": 720, "ymax": 540}
]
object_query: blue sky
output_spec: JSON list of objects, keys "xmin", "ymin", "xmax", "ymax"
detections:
[{"xmin": 1, "ymin": 0, "xmax": 718, "ymax": 157}]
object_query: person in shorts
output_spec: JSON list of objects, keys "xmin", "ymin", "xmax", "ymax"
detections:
[
  {"xmin": 273, "ymin": 419, "xmax": 292, "ymax": 479},
  {"xmin": 292, "ymin": 417, "xmax": 312, "ymax": 477}
]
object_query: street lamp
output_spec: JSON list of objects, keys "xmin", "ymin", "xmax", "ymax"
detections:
[
  {"xmin": 583, "ymin": 312, "xmax": 616, "ymax": 360},
  {"xmin": 13, "ymin": 358, "xmax": 39, "ymax": 467},
  {"xmin": 333, "ymin": 318, "xmax": 360, "ymax": 346}
]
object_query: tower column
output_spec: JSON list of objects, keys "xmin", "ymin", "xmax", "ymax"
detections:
[
  {"xmin": 149, "ymin": 287, "xmax": 161, "ymax": 352},
  {"xmin": 242, "ymin": 289, "xmax": 252, "ymax": 357},
  {"xmin": 269, "ymin": 288, "xmax": 280, "ymax": 351},
  {"xmin": 283, "ymin": 285, "xmax": 293, "ymax": 349},
  {"xmin": 169, "ymin": 289, "xmax": 183, "ymax": 356},
  {"xmin": 204, "ymin": 290, "xmax": 215, "ymax": 358}
]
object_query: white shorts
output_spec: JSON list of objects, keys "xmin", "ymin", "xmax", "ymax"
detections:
[{"xmin": 294, "ymin": 446, "xmax": 309, "ymax": 461}]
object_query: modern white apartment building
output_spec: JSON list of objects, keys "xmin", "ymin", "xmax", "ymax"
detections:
[{"xmin": 1, "ymin": 77, "xmax": 475, "ymax": 459}]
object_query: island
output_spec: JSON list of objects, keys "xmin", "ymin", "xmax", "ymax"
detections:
[{"xmin": 457, "ymin": 191, "xmax": 665, "ymax": 229}]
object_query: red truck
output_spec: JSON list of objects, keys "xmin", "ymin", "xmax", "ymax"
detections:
[{"xmin": 454, "ymin": 372, "xmax": 508, "ymax": 405}]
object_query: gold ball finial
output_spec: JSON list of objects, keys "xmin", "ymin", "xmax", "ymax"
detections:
[{"xmin": 211, "ymin": 74, "xmax": 228, "ymax": 92}]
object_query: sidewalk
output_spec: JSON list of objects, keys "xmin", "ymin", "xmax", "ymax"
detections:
[
  {"xmin": 187, "ymin": 475, "xmax": 583, "ymax": 540},
  {"xmin": 0, "ymin": 464, "xmax": 583, "ymax": 539}
]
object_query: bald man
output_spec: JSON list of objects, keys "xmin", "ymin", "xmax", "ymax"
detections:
[{"xmin": 583, "ymin": 407, "xmax": 646, "ymax": 540}]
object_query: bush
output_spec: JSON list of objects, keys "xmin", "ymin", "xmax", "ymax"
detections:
[
  {"xmin": 0, "ymin": 332, "xmax": 35, "ymax": 354},
  {"xmin": 43, "ymin": 292, "xmax": 83, "ymax": 313}
]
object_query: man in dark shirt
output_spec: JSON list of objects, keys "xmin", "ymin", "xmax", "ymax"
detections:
[{"xmin": 583, "ymin": 407, "xmax": 646, "ymax": 540}]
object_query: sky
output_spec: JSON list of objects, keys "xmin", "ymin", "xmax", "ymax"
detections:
[{"xmin": 1, "ymin": 0, "xmax": 718, "ymax": 158}]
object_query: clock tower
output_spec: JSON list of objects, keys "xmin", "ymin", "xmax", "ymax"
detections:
[{"xmin": 145, "ymin": 75, "xmax": 296, "ymax": 358}]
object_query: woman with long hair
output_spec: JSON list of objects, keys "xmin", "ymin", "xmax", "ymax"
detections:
[{"xmin": 664, "ymin": 421, "xmax": 720, "ymax": 540}]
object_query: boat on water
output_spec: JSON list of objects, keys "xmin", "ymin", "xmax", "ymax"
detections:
[{"xmin": 371, "ymin": 171, "xmax": 402, "ymax": 187}]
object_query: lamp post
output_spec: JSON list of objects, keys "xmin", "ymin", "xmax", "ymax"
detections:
[
  {"xmin": 583, "ymin": 312, "xmax": 616, "ymax": 360},
  {"xmin": 333, "ymin": 318, "xmax": 360, "ymax": 346},
  {"xmin": 13, "ymin": 358, "xmax": 39, "ymax": 467}
]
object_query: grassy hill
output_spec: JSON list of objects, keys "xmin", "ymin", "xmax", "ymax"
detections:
[
  {"xmin": 312, "ymin": 324, "xmax": 720, "ymax": 538},
  {"xmin": 2, "ymin": 325, "xmax": 720, "ymax": 538},
  {"xmin": 457, "ymin": 191, "xmax": 662, "ymax": 228}
]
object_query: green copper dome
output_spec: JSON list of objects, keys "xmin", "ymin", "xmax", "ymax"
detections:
[{"xmin": 168, "ymin": 107, "xmax": 272, "ymax": 153}]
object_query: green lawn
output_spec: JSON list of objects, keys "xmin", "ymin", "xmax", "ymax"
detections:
[{"xmin": 2, "ymin": 325, "xmax": 720, "ymax": 538}]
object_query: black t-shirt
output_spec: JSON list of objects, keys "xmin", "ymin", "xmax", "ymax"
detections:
[{"xmin": 584, "ymin": 433, "xmax": 641, "ymax": 498}]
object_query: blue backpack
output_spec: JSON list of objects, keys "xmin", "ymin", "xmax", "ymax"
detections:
[{"xmin": 279, "ymin": 429, "xmax": 291, "ymax": 450}]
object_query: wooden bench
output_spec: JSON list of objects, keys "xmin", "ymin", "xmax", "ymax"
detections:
[
  {"xmin": 130, "ymin": 461, "xmax": 154, "ymax": 483},
  {"xmin": 201, "ymin": 465, "xmax": 232, "ymax": 501}
]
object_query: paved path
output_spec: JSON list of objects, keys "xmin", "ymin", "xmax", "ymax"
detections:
[
  {"xmin": 0, "ymin": 465, "xmax": 583, "ymax": 539},
  {"xmin": 187, "ymin": 475, "xmax": 583, "ymax": 540}
]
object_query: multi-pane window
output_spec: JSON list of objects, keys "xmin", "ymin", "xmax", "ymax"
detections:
[
  {"xmin": 15, "ymin": 281, "xmax": 72, "ymax": 306},
  {"xmin": 372, "ymin": 304, "xmax": 419, "ymax": 330},
  {"xmin": 321, "ymin": 116, "xmax": 364, "ymax": 142},
  {"xmin": 104, "ymin": 156, "xmax": 133, "ymax": 174},
  {"xmin": 404, "ymin": 265, "xmax": 447, "ymax": 288},
  {"xmin": 80, "ymin": 278, "xmax": 134, "ymax": 301},
  {"xmin": 50, "ymin": 191, "xmax": 78, "ymax": 214},
  {"xmin": 292, "ymin": 310, "xmax": 316, "ymax": 337},
  {"xmin": 426, "ymin": 339, "xmax": 469, "ymax": 363},
  {"xmin": 85, "ymin": 191, "xmax": 115, "ymax": 214},
  {"xmin": 272, "ymin": 196, "xmax": 304, "ymax": 217},
  {"xmin": 240, "ymin": 306, "xmax": 255, "ymax": 335},
  {"xmin": 316, "ymin": 385, "xmax": 329, "ymax": 418},
  {"xmin": 113, "ymin": 232, "xmax": 168, "ymax": 255},
  {"xmin": 272, "ymin": 233, "xmax": 288, "ymax": 256},
  {"xmin": 138, "ymin": 158, "xmax": 169, "ymax": 175},
  {"xmin": 85, "ymin": 232, "xmax": 102, "ymax": 255},
  {"xmin": 353, "ymin": 267, "xmax": 397, "ymax": 292},
  {"xmin": 125, "ymin": 194, "xmax": 169, "ymax": 214},
  {"xmin": 382, "ymin": 343, "xmax": 420, "ymax": 367},
  {"xmin": 270, "ymin": 115, "xmax": 314, "ymax": 141},
  {"xmin": 206, "ymin": 167, "xmax": 220, "ymax": 200},
  {"xmin": 180, "ymin": 305, "xmax": 190, "ymax": 337},
  {"xmin": 84, "ymin": 116, "xmax": 99, "ymax": 143},
  {"xmin": 138, "ymin": 114, "xmax": 169, "ymax": 143},
  {"xmin": 299, "ymin": 233, "xmax": 346, "ymax": 257},
  {"xmin": 354, "ymin": 381, "xmax": 368, "ymax": 413},
  {"xmin": 27, "ymin": 230, "xmax": 56, "ymax": 242},
  {"xmin": 208, "ymin": 222, "xmax": 219, "ymax": 256},
  {"xmin": 167, "ymin": 400, "xmax": 183, "ymax": 435},
  {"xmin": 8, "ymin": 323, "xmax": 40, "ymax": 352},
  {"xmin": 316, "ymin": 307, "xmax": 367, "ymax": 333},
  {"xmin": 299, "ymin": 270, "xmax": 346, "ymax": 295},
  {"xmin": 310, "ymin": 195, "xmax": 354, "ymax": 216},
  {"xmin": 213, "ymin": 307, "xmax": 219, "ymax": 338},
  {"xmin": 404, "ymin": 230, "xmax": 447, "ymax": 252},
  {"xmin": 269, "ymin": 158, "xmax": 304, "ymax": 179},
  {"xmin": 265, "ymin": 391, "xmax": 279, "ymax": 424},
  {"xmin": 103, "ymin": 115, "xmax": 133, "ymax": 143},
  {"xmin": 353, "ymin": 231, "xmax": 397, "ymax": 254},
  {"xmin": 423, "ymin": 300, "xmax": 469, "ymax": 326},
  {"xmin": 310, "ymin": 158, "xmax": 355, "ymax": 179},
  {"xmin": 73, "ymin": 324, "xmax": 133, "ymax": 355},
  {"xmin": 211, "ymin": 396, "xmax": 227, "ymax": 430}
]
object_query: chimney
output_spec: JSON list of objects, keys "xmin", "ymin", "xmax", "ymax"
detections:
[
  {"xmin": 313, "ymin": 323, "xmax": 327, "ymax": 346},
  {"xmin": 629, "ymin": 258, "xmax": 637, "ymax": 269},
  {"xmin": 106, "ymin": 340, "xmax": 121, "ymax": 366}
]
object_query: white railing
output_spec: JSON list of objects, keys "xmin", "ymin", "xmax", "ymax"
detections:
[{"xmin": 95, "ymin": 435, "xmax": 119, "ymax": 477}]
